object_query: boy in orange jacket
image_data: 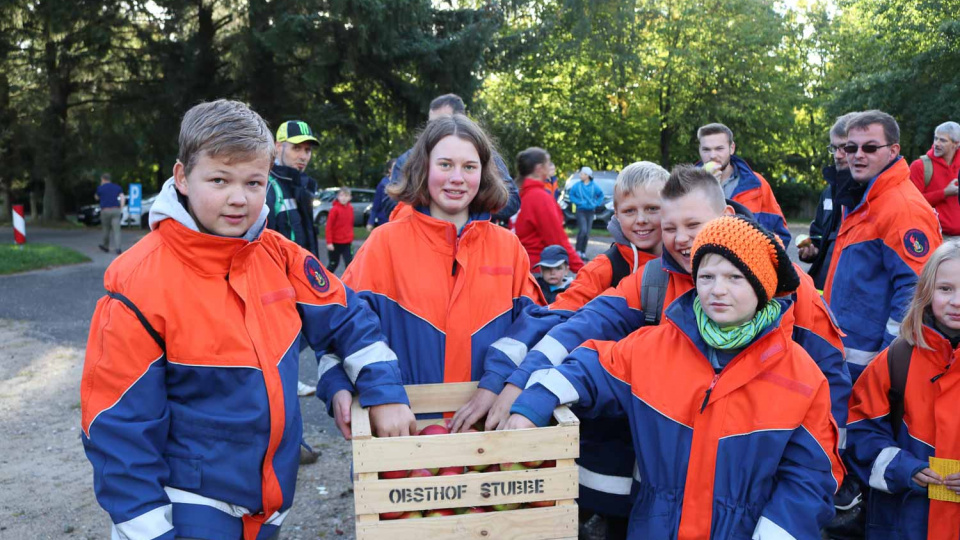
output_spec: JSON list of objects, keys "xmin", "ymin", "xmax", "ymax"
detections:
[{"xmin": 80, "ymin": 100, "xmax": 415, "ymax": 540}]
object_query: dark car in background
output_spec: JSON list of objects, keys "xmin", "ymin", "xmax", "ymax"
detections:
[
  {"xmin": 77, "ymin": 193, "xmax": 159, "ymax": 228},
  {"xmin": 77, "ymin": 203, "xmax": 101, "ymax": 226},
  {"xmin": 313, "ymin": 187, "xmax": 376, "ymax": 227},
  {"xmin": 558, "ymin": 170, "xmax": 618, "ymax": 228}
]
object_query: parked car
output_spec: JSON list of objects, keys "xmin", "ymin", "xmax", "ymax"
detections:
[
  {"xmin": 121, "ymin": 193, "xmax": 159, "ymax": 229},
  {"xmin": 77, "ymin": 203, "xmax": 101, "ymax": 226},
  {"xmin": 558, "ymin": 171, "xmax": 618, "ymax": 227},
  {"xmin": 313, "ymin": 187, "xmax": 376, "ymax": 227}
]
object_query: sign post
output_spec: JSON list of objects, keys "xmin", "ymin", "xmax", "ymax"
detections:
[
  {"xmin": 12, "ymin": 204, "xmax": 25, "ymax": 248},
  {"xmin": 128, "ymin": 183, "xmax": 142, "ymax": 224}
]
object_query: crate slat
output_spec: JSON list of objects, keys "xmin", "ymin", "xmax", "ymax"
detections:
[
  {"xmin": 404, "ymin": 381, "xmax": 480, "ymax": 414},
  {"xmin": 352, "ymin": 397, "xmax": 372, "ymax": 440},
  {"xmin": 353, "ymin": 425, "xmax": 578, "ymax": 473},
  {"xmin": 356, "ymin": 504, "xmax": 578, "ymax": 540},
  {"xmin": 354, "ymin": 464, "xmax": 578, "ymax": 514}
]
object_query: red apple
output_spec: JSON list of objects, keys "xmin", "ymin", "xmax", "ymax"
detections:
[
  {"xmin": 467, "ymin": 463, "xmax": 489, "ymax": 472},
  {"xmin": 418, "ymin": 424, "xmax": 450, "ymax": 436},
  {"xmin": 424, "ymin": 508, "xmax": 456, "ymax": 518},
  {"xmin": 398, "ymin": 511, "xmax": 423, "ymax": 519},
  {"xmin": 526, "ymin": 500, "xmax": 556, "ymax": 508},
  {"xmin": 539, "ymin": 460, "xmax": 556, "ymax": 468},
  {"xmin": 491, "ymin": 502, "xmax": 521, "ymax": 511},
  {"xmin": 380, "ymin": 511, "xmax": 405, "ymax": 520},
  {"xmin": 521, "ymin": 460, "xmax": 543, "ymax": 468},
  {"xmin": 462, "ymin": 506, "xmax": 489, "ymax": 514},
  {"xmin": 379, "ymin": 469, "xmax": 410, "ymax": 480},
  {"xmin": 409, "ymin": 468, "xmax": 434, "ymax": 478},
  {"xmin": 485, "ymin": 464, "xmax": 500, "ymax": 473},
  {"xmin": 499, "ymin": 462, "xmax": 528, "ymax": 471},
  {"xmin": 437, "ymin": 466, "xmax": 464, "ymax": 475}
]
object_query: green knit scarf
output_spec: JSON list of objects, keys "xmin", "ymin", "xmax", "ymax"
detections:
[{"xmin": 694, "ymin": 296, "xmax": 782, "ymax": 350}]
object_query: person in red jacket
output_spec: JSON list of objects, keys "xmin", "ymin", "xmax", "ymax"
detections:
[
  {"xmin": 325, "ymin": 187, "xmax": 355, "ymax": 272},
  {"xmin": 909, "ymin": 121, "xmax": 960, "ymax": 238},
  {"xmin": 514, "ymin": 147, "xmax": 584, "ymax": 272},
  {"xmin": 319, "ymin": 114, "xmax": 545, "ymax": 438},
  {"xmin": 847, "ymin": 239, "xmax": 960, "ymax": 540}
]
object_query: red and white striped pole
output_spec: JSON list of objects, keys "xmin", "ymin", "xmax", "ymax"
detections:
[{"xmin": 12, "ymin": 204, "xmax": 26, "ymax": 247}]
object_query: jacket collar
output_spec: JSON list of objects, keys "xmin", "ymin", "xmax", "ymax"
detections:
[
  {"xmin": 665, "ymin": 289, "xmax": 795, "ymax": 404},
  {"xmin": 727, "ymin": 155, "xmax": 762, "ymax": 194},
  {"xmin": 270, "ymin": 163, "xmax": 300, "ymax": 184},
  {"xmin": 408, "ymin": 206, "xmax": 490, "ymax": 254},
  {"xmin": 919, "ymin": 323, "xmax": 960, "ymax": 369},
  {"xmin": 848, "ymin": 156, "xmax": 908, "ymax": 213},
  {"xmin": 520, "ymin": 177, "xmax": 549, "ymax": 193},
  {"xmin": 156, "ymin": 218, "xmax": 252, "ymax": 276}
]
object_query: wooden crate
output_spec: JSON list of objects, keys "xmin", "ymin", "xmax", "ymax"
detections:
[{"xmin": 351, "ymin": 381, "xmax": 580, "ymax": 540}]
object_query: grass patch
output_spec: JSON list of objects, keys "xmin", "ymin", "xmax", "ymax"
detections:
[
  {"xmin": 0, "ymin": 243, "xmax": 91, "ymax": 275},
  {"xmin": 316, "ymin": 226, "xmax": 371, "ymax": 242}
]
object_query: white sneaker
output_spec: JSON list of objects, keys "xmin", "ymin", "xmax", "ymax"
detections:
[{"xmin": 297, "ymin": 380, "xmax": 316, "ymax": 397}]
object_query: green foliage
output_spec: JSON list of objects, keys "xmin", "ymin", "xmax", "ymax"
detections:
[
  {"xmin": 1, "ymin": 0, "xmax": 954, "ymax": 222},
  {"xmin": 0, "ymin": 243, "xmax": 91, "ymax": 275}
]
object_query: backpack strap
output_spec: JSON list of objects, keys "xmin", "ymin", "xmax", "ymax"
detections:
[
  {"xmin": 604, "ymin": 243, "xmax": 631, "ymax": 288},
  {"xmin": 886, "ymin": 337, "xmax": 913, "ymax": 440},
  {"xmin": 106, "ymin": 291, "xmax": 166, "ymax": 352},
  {"xmin": 641, "ymin": 258, "xmax": 669, "ymax": 326},
  {"xmin": 920, "ymin": 155, "xmax": 933, "ymax": 188}
]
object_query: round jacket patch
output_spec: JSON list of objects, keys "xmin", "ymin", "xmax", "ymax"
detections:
[
  {"xmin": 903, "ymin": 229, "xmax": 930, "ymax": 258},
  {"xmin": 304, "ymin": 256, "xmax": 330, "ymax": 293}
]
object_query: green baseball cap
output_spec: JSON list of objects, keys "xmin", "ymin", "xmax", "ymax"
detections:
[{"xmin": 276, "ymin": 120, "xmax": 320, "ymax": 146}]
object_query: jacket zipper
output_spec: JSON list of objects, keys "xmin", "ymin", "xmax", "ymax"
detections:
[
  {"xmin": 700, "ymin": 373, "xmax": 720, "ymax": 413},
  {"xmin": 931, "ymin": 362, "xmax": 952, "ymax": 383}
]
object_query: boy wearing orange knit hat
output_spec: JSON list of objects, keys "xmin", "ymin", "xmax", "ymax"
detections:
[{"xmin": 505, "ymin": 215, "xmax": 845, "ymax": 539}]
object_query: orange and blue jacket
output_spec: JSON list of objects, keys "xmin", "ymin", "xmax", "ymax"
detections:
[
  {"xmin": 318, "ymin": 207, "xmax": 544, "ymax": 403},
  {"xmin": 503, "ymin": 252, "xmax": 852, "ymax": 435},
  {"xmin": 80, "ymin": 181, "xmax": 406, "ymax": 540},
  {"xmin": 824, "ymin": 157, "xmax": 942, "ymax": 382},
  {"xmin": 511, "ymin": 291, "xmax": 844, "ymax": 539},
  {"xmin": 846, "ymin": 326, "xmax": 960, "ymax": 540},
  {"xmin": 482, "ymin": 240, "xmax": 655, "ymax": 516},
  {"xmin": 704, "ymin": 155, "xmax": 791, "ymax": 246}
]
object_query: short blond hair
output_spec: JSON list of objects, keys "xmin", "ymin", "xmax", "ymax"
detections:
[
  {"xmin": 177, "ymin": 99, "xmax": 275, "ymax": 175},
  {"xmin": 900, "ymin": 239, "xmax": 960, "ymax": 350},
  {"xmin": 614, "ymin": 161, "xmax": 668, "ymax": 209}
]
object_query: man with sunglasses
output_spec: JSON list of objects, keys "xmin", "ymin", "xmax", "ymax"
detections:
[
  {"xmin": 823, "ymin": 110, "xmax": 942, "ymax": 383},
  {"xmin": 800, "ymin": 113, "xmax": 858, "ymax": 290},
  {"xmin": 909, "ymin": 121, "xmax": 960, "ymax": 241}
]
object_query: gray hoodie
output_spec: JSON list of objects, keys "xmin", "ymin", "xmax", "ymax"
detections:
[
  {"xmin": 606, "ymin": 215, "xmax": 641, "ymax": 274},
  {"xmin": 149, "ymin": 177, "xmax": 269, "ymax": 242}
]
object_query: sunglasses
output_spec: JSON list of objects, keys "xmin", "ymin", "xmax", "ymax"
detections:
[{"xmin": 842, "ymin": 143, "xmax": 894, "ymax": 154}]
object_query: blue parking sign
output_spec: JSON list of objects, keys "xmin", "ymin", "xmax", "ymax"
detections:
[{"xmin": 129, "ymin": 183, "xmax": 142, "ymax": 219}]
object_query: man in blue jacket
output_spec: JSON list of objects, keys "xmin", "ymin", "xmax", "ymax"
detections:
[{"xmin": 568, "ymin": 166, "xmax": 605, "ymax": 259}]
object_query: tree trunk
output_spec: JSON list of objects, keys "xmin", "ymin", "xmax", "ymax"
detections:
[
  {"xmin": 246, "ymin": 0, "xmax": 279, "ymax": 124},
  {"xmin": 40, "ymin": 14, "xmax": 69, "ymax": 222}
]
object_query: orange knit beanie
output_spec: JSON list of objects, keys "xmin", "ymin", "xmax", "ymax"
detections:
[{"xmin": 691, "ymin": 216, "xmax": 800, "ymax": 305}]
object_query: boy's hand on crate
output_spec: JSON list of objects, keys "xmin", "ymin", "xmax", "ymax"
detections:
[
  {"xmin": 370, "ymin": 403, "xmax": 418, "ymax": 437},
  {"xmin": 485, "ymin": 383, "xmax": 523, "ymax": 431},
  {"xmin": 332, "ymin": 389, "xmax": 354, "ymax": 440},
  {"xmin": 503, "ymin": 414, "xmax": 536, "ymax": 431},
  {"xmin": 450, "ymin": 388, "xmax": 498, "ymax": 433}
]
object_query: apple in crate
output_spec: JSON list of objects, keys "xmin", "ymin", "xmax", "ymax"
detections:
[
  {"xmin": 409, "ymin": 468, "xmax": 435, "ymax": 478},
  {"xmin": 467, "ymin": 463, "xmax": 489, "ymax": 472},
  {"xmin": 540, "ymin": 460, "xmax": 556, "ymax": 468},
  {"xmin": 491, "ymin": 502, "xmax": 521, "ymax": 511},
  {"xmin": 379, "ymin": 469, "xmax": 410, "ymax": 480},
  {"xmin": 398, "ymin": 511, "xmax": 423, "ymax": 519},
  {"xmin": 438, "ymin": 466, "xmax": 464, "ymax": 476},
  {"xmin": 462, "ymin": 507, "xmax": 489, "ymax": 514},
  {"xmin": 521, "ymin": 460, "xmax": 544, "ymax": 468},
  {"xmin": 527, "ymin": 500, "xmax": 556, "ymax": 508},
  {"xmin": 418, "ymin": 424, "xmax": 449, "ymax": 436},
  {"xmin": 380, "ymin": 510, "xmax": 405, "ymax": 520},
  {"xmin": 424, "ymin": 508, "xmax": 457, "ymax": 518},
  {"xmin": 499, "ymin": 462, "xmax": 528, "ymax": 471},
  {"xmin": 485, "ymin": 464, "xmax": 500, "ymax": 472}
]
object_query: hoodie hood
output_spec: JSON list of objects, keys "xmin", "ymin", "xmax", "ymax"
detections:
[
  {"xmin": 149, "ymin": 177, "xmax": 269, "ymax": 242},
  {"xmin": 606, "ymin": 216, "xmax": 641, "ymax": 271}
]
